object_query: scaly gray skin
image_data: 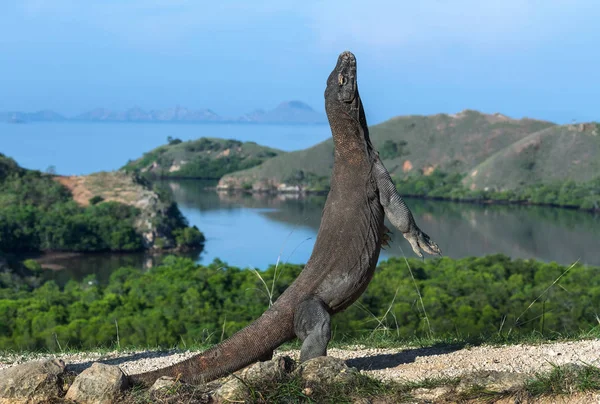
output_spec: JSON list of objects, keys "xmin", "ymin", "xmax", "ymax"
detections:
[{"xmin": 128, "ymin": 51, "xmax": 440, "ymax": 387}]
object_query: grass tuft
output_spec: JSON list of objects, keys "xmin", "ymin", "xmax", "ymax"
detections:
[{"xmin": 526, "ymin": 364, "xmax": 600, "ymax": 397}]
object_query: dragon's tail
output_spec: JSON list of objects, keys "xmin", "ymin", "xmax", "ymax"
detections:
[{"xmin": 128, "ymin": 305, "xmax": 295, "ymax": 387}]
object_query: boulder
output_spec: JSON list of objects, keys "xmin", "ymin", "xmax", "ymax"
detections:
[
  {"xmin": 215, "ymin": 356, "xmax": 294, "ymax": 402},
  {"xmin": 65, "ymin": 362, "xmax": 128, "ymax": 404},
  {"xmin": 0, "ymin": 359, "xmax": 65, "ymax": 404},
  {"xmin": 149, "ymin": 376, "xmax": 180, "ymax": 393},
  {"xmin": 295, "ymin": 356, "xmax": 359, "ymax": 385}
]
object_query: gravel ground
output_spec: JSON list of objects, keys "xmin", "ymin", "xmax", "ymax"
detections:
[{"xmin": 2, "ymin": 339, "xmax": 599, "ymax": 382}]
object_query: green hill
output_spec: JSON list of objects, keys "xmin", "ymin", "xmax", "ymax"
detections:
[
  {"xmin": 464, "ymin": 123, "xmax": 600, "ymax": 191},
  {"xmin": 217, "ymin": 110, "xmax": 555, "ymax": 191},
  {"xmin": 122, "ymin": 137, "xmax": 285, "ymax": 179},
  {"xmin": 217, "ymin": 140, "xmax": 335, "ymax": 192}
]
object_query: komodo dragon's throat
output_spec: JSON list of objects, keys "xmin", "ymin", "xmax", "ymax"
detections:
[{"xmin": 128, "ymin": 51, "xmax": 441, "ymax": 387}]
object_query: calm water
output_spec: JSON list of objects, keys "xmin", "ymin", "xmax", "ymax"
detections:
[
  {"xmin": 3, "ymin": 122, "xmax": 599, "ymax": 284},
  {"xmin": 39, "ymin": 179, "xmax": 600, "ymax": 285},
  {"xmin": 0, "ymin": 122, "xmax": 331, "ymax": 175}
]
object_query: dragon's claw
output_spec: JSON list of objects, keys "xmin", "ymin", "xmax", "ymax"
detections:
[
  {"xmin": 381, "ymin": 225, "xmax": 393, "ymax": 249},
  {"xmin": 403, "ymin": 227, "xmax": 442, "ymax": 258}
]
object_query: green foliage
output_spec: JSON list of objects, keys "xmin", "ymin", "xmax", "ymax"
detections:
[
  {"xmin": 526, "ymin": 365, "xmax": 600, "ymax": 397},
  {"xmin": 0, "ymin": 153, "xmax": 23, "ymax": 182},
  {"xmin": 123, "ymin": 137, "xmax": 283, "ymax": 179},
  {"xmin": 1, "ymin": 255, "xmax": 598, "ymax": 351},
  {"xmin": 225, "ymin": 140, "xmax": 335, "ymax": 191},
  {"xmin": 172, "ymin": 226, "xmax": 205, "ymax": 248},
  {"xmin": 379, "ymin": 139, "xmax": 408, "ymax": 160},
  {"xmin": 0, "ymin": 163, "xmax": 126, "ymax": 252},
  {"xmin": 22, "ymin": 259, "xmax": 42, "ymax": 272},
  {"xmin": 171, "ymin": 155, "xmax": 264, "ymax": 179},
  {"xmin": 0, "ymin": 156, "xmax": 202, "ymax": 253},
  {"xmin": 395, "ymin": 170, "xmax": 600, "ymax": 211},
  {"xmin": 284, "ymin": 170, "xmax": 330, "ymax": 192},
  {"xmin": 0, "ymin": 199, "xmax": 145, "ymax": 252},
  {"xmin": 88, "ymin": 195, "xmax": 104, "ymax": 205},
  {"xmin": 0, "ymin": 163, "xmax": 147, "ymax": 253},
  {"xmin": 166, "ymin": 136, "xmax": 182, "ymax": 145}
]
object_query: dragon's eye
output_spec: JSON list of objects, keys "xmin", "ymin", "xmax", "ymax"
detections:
[{"xmin": 338, "ymin": 74, "xmax": 345, "ymax": 86}]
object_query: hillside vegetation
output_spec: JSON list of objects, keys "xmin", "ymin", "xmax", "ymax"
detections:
[
  {"xmin": 464, "ymin": 123, "xmax": 600, "ymax": 190},
  {"xmin": 218, "ymin": 110, "xmax": 555, "ymax": 191},
  {"xmin": 0, "ymin": 153, "xmax": 204, "ymax": 253},
  {"xmin": 217, "ymin": 140, "xmax": 334, "ymax": 192},
  {"xmin": 0, "ymin": 254, "xmax": 597, "ymax": 350},
  {"xmin": 218, "ymin": 111, "xmax": 600, "ymax": 210},
  {"xmin": 122, "ymin": 137, "xmax": 284, "ymax": 180}
]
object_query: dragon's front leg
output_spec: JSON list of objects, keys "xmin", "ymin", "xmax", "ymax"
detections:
[{"xmin": 373, "ymin": 155, "xmax": 441, "ymax": 258}]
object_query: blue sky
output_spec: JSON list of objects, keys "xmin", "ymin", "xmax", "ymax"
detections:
[{"xmin": 1, "ymin": 0, "xmax": 599, "ymax": 124}]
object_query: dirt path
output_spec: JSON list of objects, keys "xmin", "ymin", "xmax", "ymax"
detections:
[{"xmin": 2, "ymin": 339, "xmax": 598, "ymax": 382}]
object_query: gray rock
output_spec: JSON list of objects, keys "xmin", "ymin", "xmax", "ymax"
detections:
[
  {"xmin": 238, "ymin": 355, "xmax": 295, "ymax": 382},
  {"xmin": 457, "ymin": 370, "xmax": 528, "ymax": 393},
  {"xmin": 214, "ymin": 356, "xmax": 294, "ymax": 402},
  {"xmin": 411, "ymin": 386, "xmax": 453, "ymax": 402},
  {"xmin": 150, "ymin": 376, "xmax": 180, "ymax": 393},
  {"xmin": 295, "ymin": 356, "xmax": 359, "ymax": 385},
  {"xmin": 214, "ymin": 378, "xmax": 246, "ymax": 403},
  {"xmin": 0, "ymin": 359, "xmax": 65, "ymax": 404},
  {"xmin": 65, "ymin": 362, "xmax": 128, "ymax": 404}
]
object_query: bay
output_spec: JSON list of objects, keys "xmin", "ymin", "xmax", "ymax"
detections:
[
  {"xmin": 2, "ymin": 122, "xmax": 599, "ymax": 285},
  {"xmin": 40, "ymin": 179, "xmax": 600, "ymax": 286}
]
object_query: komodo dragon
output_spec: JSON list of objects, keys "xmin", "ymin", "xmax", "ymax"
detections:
[{"xmin": 129, "ymin": 51, "xmax": 441, "ymax": 387}]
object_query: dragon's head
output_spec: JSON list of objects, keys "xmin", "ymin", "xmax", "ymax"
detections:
[
  {"xmin": 324, "ymin": 51, "xmax": 373, "ymax": 156},
  {"xmin": 324, "ymin": 51, "xmax": 359, "ymax": 115}
]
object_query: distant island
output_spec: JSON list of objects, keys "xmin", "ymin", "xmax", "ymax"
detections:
[{"xmin": 0, "ymin": 100, "xmax": 327, "ymax": 125}]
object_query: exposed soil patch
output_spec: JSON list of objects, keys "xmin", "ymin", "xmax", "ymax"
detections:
[
  {"xmin": 54, "ymin": 175, "xmax": 94, "ymax": 206},
  {"xmin": 54, "ymin": 172, "xmax": 154, "ymax": 208}
]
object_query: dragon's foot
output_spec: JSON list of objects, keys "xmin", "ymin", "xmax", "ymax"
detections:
[{"xmin": 402, "ymin": 227, "xmax": 442, "ymax": 258}]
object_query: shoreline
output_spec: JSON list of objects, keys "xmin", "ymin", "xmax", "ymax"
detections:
[{"xmin": 212, "ymin": 187, "xmax": 600, "ymax": 213}]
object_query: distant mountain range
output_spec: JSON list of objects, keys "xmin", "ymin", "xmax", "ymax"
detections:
[
  {"xmin": 0, "ymin": 101, "xmax": 327, "ymax": 125},
  {"xmin": 0, "ymin": 110, "xmax": 67, "ymax": 124}
]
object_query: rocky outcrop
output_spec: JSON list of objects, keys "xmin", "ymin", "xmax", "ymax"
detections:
[
  {"xmin": 216, "ymin": 176, "xmax": 306, "ymax": 194},
  {"xmin": 54, "ymin": 171, "xmax": 203, "ymax": 251}
]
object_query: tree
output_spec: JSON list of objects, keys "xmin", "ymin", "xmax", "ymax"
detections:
[{"xmin": 167, "ymin": 136, "xmax": 182, "ymax": 145}]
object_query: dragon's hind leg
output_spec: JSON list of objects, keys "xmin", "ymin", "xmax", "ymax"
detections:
[{"xmin": 293, "ymin": 297, "xmax": 331, "ymax": 363}]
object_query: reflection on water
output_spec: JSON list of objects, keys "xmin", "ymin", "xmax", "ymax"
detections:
[
  {"xmin": 36, "ymin": 179, "xmax": 600, "ymax": 283},
  {"xmin": 32, "ymin": 249, "xmax": 202, "ymax": 286},
  {"xmin": 171, "ymin": 180, "xmax": 600, "ymax": 268}
]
